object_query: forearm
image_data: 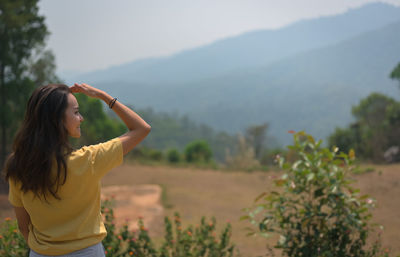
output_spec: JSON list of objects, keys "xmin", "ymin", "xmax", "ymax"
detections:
[
  {"xmin": 14, "ymin": 207, "xmax": 30, "ymax": 245},
  {"xmin": 97, "ymin": 91, "xmax": 150, "ymax": 132},
  {"xmin": 19, "ymin": 227, "xmax": 29, "ymax": 243}
]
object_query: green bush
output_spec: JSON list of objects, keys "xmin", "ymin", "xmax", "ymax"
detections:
[
  {"xmin": 166, "ymin": 149, "xmax": 181, "ymax": 163},
  {"xmin": 259, "ymin": 148, "xmax": 287, "ymax": 166},
  {"xmin": 224, "ymin": 135, "xmax": 260, "ymax": 171},
  {"xmin": 101, "ymin": 199, "xmax": 237, "ymax": 257},
  {"xmin": 243, "ymin": 131, "xmax": 390, "ymax": 257},
  {"xmin": 159, "ymin": 213, "xmax": 235, "ymax": 257},
  {"xmin": 148, "ymin": 149, "xmax": 163, "ymax": 162},
  {"xmin": 101, "ymin": 200, "xmax": 158, "ymax": 257},
  {"xmin": 328, "ymin": 127, "xmax": 358, "ymax": 157},
  {"xmin": 184, "ymin": 140, "xmax": 213, "ymax": 163},
  {"xmin": 127, "ymin": 147, "xmax": 164, "ymax": 162}
]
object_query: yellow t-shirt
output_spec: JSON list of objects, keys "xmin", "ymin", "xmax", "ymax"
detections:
[{"xmin": 8, "ymin": 137, "xmax": 123, "ymax": 255}]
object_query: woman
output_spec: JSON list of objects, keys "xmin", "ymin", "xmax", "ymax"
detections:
[{"xmin": 4, "ymin": 83, "xmax": 151, "ymax": 256}]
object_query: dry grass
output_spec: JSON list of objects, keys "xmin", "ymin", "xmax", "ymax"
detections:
[
  {"xmin": 1, "ymin": 163, "xmax": 399, "ymax": 256},
  {"xmin": 101, "ymin": 163, "xmax": 400, "ymax": 256},
  {"xmin": 102, "ymin": 164, "xmax": 276, "ymax": 257}
]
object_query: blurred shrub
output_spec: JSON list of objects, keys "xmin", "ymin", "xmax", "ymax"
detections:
[
  {"xmin": 166, "ymin": 149, "xmax": 181, "ymax": 163},
  {"xmin": 159, "ymin": 213, "xmax": 235, "ymax": 257},
  {"xmin": 0, "ymin": 218, "xmax": 28, "ymax": 257},
  {"xmin": 328, "ymin": 93, "xmax": 400, "ymax": 163},
  {"xmin": 225, "ymin": 135, "xmax": 260, "ymax": 171},
  {"xmin": 259, "ymin": 148, "xmax": 286, "ymax": 166},
  {"xmin": 148, "ymin": 149, "xmax": 163, "ymax": 162},
  {"xmin": 243, "ymin": 131, "xmax": 390, "ymax": 257},
  {"xmin": 127, "ymin": 147, "xmax": 164, "ymax": 162},
  {"xmin": 328, "ymin": 127, "xmax": 357, "ymax": 156},
  {"xmin": 101, "ymin": 199, "xmax": 237, "ymax": 257},
  {"xmin": 184, "ymin": 140, "xmax": 213, "ymax": 163}
]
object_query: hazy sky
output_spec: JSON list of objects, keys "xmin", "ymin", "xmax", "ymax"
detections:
[{"xmin": 38, "ymin": 0, "xmax": 400, "ymax": 74}]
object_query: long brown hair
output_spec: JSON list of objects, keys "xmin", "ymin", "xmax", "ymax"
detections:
[{"xmin": 4, "ymin": 84, "xmax": 73, "ymax": 201}]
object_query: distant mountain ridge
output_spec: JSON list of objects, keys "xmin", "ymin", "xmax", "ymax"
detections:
[
  {"xmin": 112, "ymin": 19, "xmax": 400, "ymax": 145},
  {"xmin": 70, "ymin": 3, "xmax": 400, "ymax": 85},
  {"xmin": 66, "ymin": 3, "xmax": 400, "ymax": 146}
]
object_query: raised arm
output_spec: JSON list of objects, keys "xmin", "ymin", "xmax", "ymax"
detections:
[{"xmin": 70, "ymin": 83, "xmax": 151, "ymax": 155}]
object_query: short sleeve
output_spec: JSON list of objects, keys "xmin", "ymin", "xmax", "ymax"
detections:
[
  {"xmin": 77, "ymin": 137, "xmax": 123, "ymax": 178},
  {"xmin": 8, "ymin": 179, "xmax": 23, "ymax": 207}
]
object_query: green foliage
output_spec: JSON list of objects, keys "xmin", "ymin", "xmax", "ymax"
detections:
[
  {"xmin": 101, "ymin": 199, "xmax": 237, "ymax": 257},
  {"xmin": 184, "ymin": 140, "xmax": 213, "ymax": 163},
  {"xmin": 244, "ymin": 131, "xmax": 388, "ymax": 257},
  {"xmin": 330, "ymin": 62, "xmax": 400, "ymax": 162},
  {"xmin": 159, "ymin": 213, "xmax": 235, "ymax": 257},
  {"xmin": 133, "ymin": 108, "xmax": 237, "ymax": 162},
  {"xmin": 0, "ymin": 0, "xmax": 50, "ymax": 166},
  {"xmin": 167, "ymin": 149, "xmax": 181, "ymax": 163},
  {"xmin": 0, "ymin": 218, "xmax": 28, "ymax": 257},
  {"xmin": 0, "ymin": 0, "xmax": 48, "ymax": 80},
  {"xmin": 148, "ymin": 150, "xmax": 163, "ymax": 162},
  {"xmin": 259, "ymin": 148, "xmax": 286, "ymax": 167},
  {"xmin": 3, "ymin": 79, "xmax": 36, "ymax": 136},
  {"xmin": 101, "ymin": 200, "xmax": 158, "ymax": 257},
  {"xmin": 328, "ymin": 127, "xmax": 358, "ymax": 155},
  {"xmin": 329, "ymin": 93, "xmax": 400, "ymax": 162},
  {"xmin": 390, "ymin": 62, "xmax": 400, "ymax": 84},
  {"xmin": 351, "ymin": 93, "xmax": 394, "ymax": 125},
  {"xmin": 28, "ymin": 48, "xmax": 61, "ymax": 86},
  {"xmin": 127, "ymin": 147, "xmax": 164, "ymax": 163}
]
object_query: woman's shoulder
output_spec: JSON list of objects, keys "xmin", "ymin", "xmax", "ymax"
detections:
[
  {"xmin": 68, "ymin": 137, "xmax": 123, "ymax": 178},
  {"xmin": 69, "ymin": 138, "xmax": 122, "ymax": 159}
]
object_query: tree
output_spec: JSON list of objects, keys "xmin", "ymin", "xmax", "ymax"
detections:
[
  {"xmin": 29, "ymin": 47, "xmax": 61, "ymax": 86},
  {"xmin": 329, "ymin": 93, "xmax": 400, "ymax": 162},
  {"xmin": 225, "ymin": 134, "xmax": 260, "ymax": 171},
  {"xmin": 390, "ymin": 62, "xmax": 400, "ymax": 87},
  {"xmin": 352, "ymin": 93, "xmax": 395, "ymax": 161},
  {"xmin": 245, "ymin": 123, "xmax": 268, "ymax": 160},
  {"xmin": 351, "ymin": 93, "xmax": 394, "ymax": 127},
  {"xmin": 0, "ymin": 0, "xmax": 48, "ymax": 167},
  {"xmin": 184, "ymin": 140, "xmax": 213, "ymax": 163},
  {"xmin": 328, "ymin": 127, "xmax": 357, "ymax": 155},
  {"xmin": 329, "ymin": 62, "xmax": 400, "ymax": 163}
]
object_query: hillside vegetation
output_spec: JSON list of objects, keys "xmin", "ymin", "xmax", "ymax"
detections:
[{"xmin": 67, "ymin": 3, "xmax": 400, "ymax": 146}]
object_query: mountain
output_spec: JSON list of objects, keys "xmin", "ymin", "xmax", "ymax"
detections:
[
  {"xmin": 65, "ymin": 3, "xmax": 400, "ymax": 146},
  {"xmin": 69, "ymin": 3, "xmax": 400, "ymax": 85}
]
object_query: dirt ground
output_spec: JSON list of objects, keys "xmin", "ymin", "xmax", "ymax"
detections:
[
  {"xmin": 101, "ymin": 163, "xmax": 400, "ymax": 256},
  {"xmin": 1, "ymin": 163, "xmax": 399, "ymax": 256},
  {"xmin": 101, "ymin": 184, "xmax": 164, "ymax": 232}
]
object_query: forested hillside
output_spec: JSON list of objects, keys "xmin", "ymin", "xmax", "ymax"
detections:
[
  {"xmin": 66, "ymin": 3, "xmax": 400, "ymax": 146},
  {"xmin": 119, "ymin": 107, "xmax": 238, "ymax": 161}
]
